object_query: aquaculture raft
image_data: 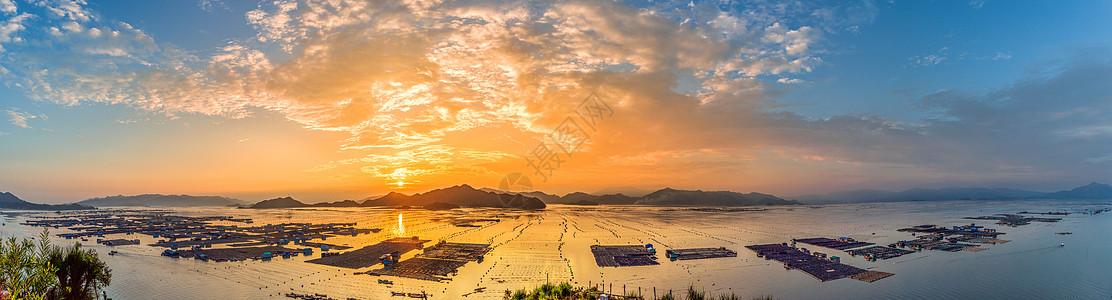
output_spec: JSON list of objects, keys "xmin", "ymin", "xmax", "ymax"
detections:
[
  {"xmin": 846, "ymin": 246, "xmax": 914, "ymax": 260},
  {"xmin": 850, "ymin": 271, "xmax": 895, "ymax": 283},
  {"xmin": 665, "ymin": 247, "xmax": 737, "ymax": 261},
  {"xmin": 591, "ymin": 245, "xmax": 660, "ymax": 267},
  {"xmin": 794, "ymin": 237, "xmax": 874, "ymax": 250},
  {"xmin": 745, "ymin": 243, "xmax": 893, "ymax": 283},
  {"xmin": 369, "ymin": 241, "xmax": 491, "ymax": 281},
  {"xmin": 307, "ymin": 237, "xmax": 430, "ymax": 269}
]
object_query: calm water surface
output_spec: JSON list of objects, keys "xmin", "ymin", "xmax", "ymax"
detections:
[{"xmin": 1, "ymin": 200, "xmax": 1109, "ymax": 300}]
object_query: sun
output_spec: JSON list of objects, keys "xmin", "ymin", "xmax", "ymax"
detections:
[{"xmin": 387, "ymin": 168, "xmax": 413, "ymax": 189}]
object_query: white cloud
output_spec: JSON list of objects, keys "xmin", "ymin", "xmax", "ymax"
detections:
[
  {"xmin": 0, "ymin": 0, "xmax": 16, "ymax": 14},
  {"xmin": 910, "ymin": 47, "xmax": 950, "ymax": 66},
  {"xmin": 5, "ymin": 109, "xmax": 35, "ymax": 128},
  {"xmin": 0, "ymin": 13, "xmax": 30, "ymax": 51},
  {"xmin": 198, "ymin": 0, "xmax": 226, "ymax": 12},
  {"xmin": 31, "ymin": 0, "xmax": 93, "ymax": 22},
  {"xmin": 0, "ymin": 0, "xmax": 888, "ymax": 184}
]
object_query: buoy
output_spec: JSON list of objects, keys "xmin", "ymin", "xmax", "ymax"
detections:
[{"xmin": 1060, "ymin": 243, "xmax": 1065, "ymax": 247}]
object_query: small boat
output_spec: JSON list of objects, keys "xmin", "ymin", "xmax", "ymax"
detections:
[
  {"xmin": 1060, "ymin": 243, "xmax": 1065, "ymax": 247},
  {"xmin": 391, "ymin": 291, "xmax": 406, "ymax": 296},
  {"xmin": 378, "ymin": 279, "xmax": 393, "ymax": 284},
  {"xmin": 108, "ymin": 251, "xmax": 118, "ymax": 256}
]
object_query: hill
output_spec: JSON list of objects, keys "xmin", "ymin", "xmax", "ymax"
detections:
[
  {"xmin": 0, "ymin": 192, "xmax": 91, "ymax": 210},
  {"xmin": 244, "ymin": 185, "xmax": 547, "ymax": 210},
  {"xmin": 248, "ymin": 197, "xmax": 307, "ymax": 209},
  {"xmin": 78, "ymin": 194, "xmax": 248, "ymax": 207},
  {"xmin": 479, "ymin": 188, "xmax": 561, "ymax": 203},
  {"xmin": 1046, "ymin": 182, "xmax": 1112, "ymax": 199},
  {"xmin": 362, "ymin": 184, "xmax": 546, "ymax": 210},
  {"xmin": 635, "ymin": 188, "xmax": 795, "ymax": 206}
]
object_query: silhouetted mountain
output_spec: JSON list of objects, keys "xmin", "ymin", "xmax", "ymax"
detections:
[
  {"xmin": 311, "ymin": 200, "xmax": 361, "ymax": 207},
  {"xmin": 478, "ymin": 188, "xmax": 561, "ymax": 203},
  {"xmin": 635, "ymin": 188, "xmax": 794, "ymax": 206},
  {"xmin": 78, "ymin": 194, "xmax": 247, "ymax": 207},
  {"xmin": 1046, "ymin": 182, "xmax": 1112, "ymax": 199},
  {"xmin": 592, "ymin": 186, "xmax": 654, "ymax": 197},
  {"xmin": 248, "ymin": 197, "xmax": 307, "ymax": 209},
  {"xmin": 594, "ymin": 194, "xmax": 640, "ymax": 205},
  {"xmin": 555, "ymin": 192, "xmax": 597, "ymax": 204},
  {"xmin": 0, "ymin": 192, "xmax": 91, "ymax": 210},
  {"xmin": 362, "ymin": 184, "xmax": 545, "ymax": 210}
]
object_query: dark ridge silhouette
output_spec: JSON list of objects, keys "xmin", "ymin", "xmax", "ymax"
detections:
[
  {"xmin": 0, "ymin": 192, "xmax": 91, "ymax": 210},
  {"xmin": 247, "ymin": 196, "xmax": 307, "ymax": 209},
  {"xmin": 78, "ymin": 194, "xmax": 247, "ymax": 207}
]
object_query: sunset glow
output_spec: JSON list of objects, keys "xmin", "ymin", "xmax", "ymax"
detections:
[{"xmin": 0, "ymin": 0, "xmax": 1109, "ymax": 203}]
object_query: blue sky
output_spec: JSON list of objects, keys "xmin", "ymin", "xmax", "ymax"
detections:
[{"xmin": 1, "ymin": 0, "xmax": 1110, "ymax": 203}]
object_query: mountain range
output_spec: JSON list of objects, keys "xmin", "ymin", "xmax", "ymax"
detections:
[
  {"xmin": 793, "ymin": 182, "xmax": 1112, "ymax": 204},
  {"xmin": 0, "ymin": 192, "xmax": 91, "ymax": 210},
  {"xmin": 247, "ymin": 184, "xmax": 547, "ymax": 210},
  {"xmin": 6, "ymin": 182, "xmax": 1109, "ymax": 209},
  {"xmin": 480, "ymin": 187, "xmax": 796, "ymax": 206},
  {"xmin": 78, "ymin": 194, "xmax": 248, "ymax": 208}
]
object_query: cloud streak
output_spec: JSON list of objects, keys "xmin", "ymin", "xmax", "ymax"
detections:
[{"xmin": 5, "ymin": 109, "xmax": 35, "ymax": 128}]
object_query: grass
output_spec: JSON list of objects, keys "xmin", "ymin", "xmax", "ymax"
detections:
[{"xmin": 502, "ymin": 283, "xmax": 777, "ymax": 300}]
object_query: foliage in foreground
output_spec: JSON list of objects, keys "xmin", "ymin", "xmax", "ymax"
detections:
[
  {"xmin": 503, "ymin": 283, "xmax": 777, "ymax": 300},
  {"xmin": 0, "ymin": 229, "xmax": 112, "ymax": 300},
  {"xmin": 0, "ymin": 230, "xmax": 57, "ymax": 300},
  {"xmin": 47, "ymin": 241, "xmax": 112, "ymax": 300}
]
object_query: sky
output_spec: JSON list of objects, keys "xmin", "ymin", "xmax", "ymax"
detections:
[{"xmin": 1, "ymin": 0, "xmax": 1110, "ymax": 204}]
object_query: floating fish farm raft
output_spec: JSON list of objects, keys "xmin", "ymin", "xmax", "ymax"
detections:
[
  {"xmin": 962, "ymin": 214, "xmax": 1061, "ymax": 226},
  {"xmin": 745, "ymin": 243, "xmax": 893, "ymax": 282},
  {"xmin": 21, "ymin": 210, "xmax": 380, "ymax": 263},
  {"xmin": 97, "ymin": 238, "xmax": 140, "ymax": 246},
  {"xmin": 794, "ymin": 237, "xmax": 874, "ymax": 250},
  {"xmin": 665, "ymin": 247, "xmax": 737, "ymax": 261},
  {"xmin": 168, "ymin": 245, "xmax": 302, "ymax": 261},
  {"xmin": 590, "ymin": 245, "xmax": 660, "ymax": 267},
  {"xmin": 307, "ymin": 237, "xmax": 430, "ymax": 269},
  {"xmin": 845, "ymin": 246, "xmax": 914, "ymax": 260},
  {"xmin": 893, "ymin": 224, "xmax": 1007, "ymax": 252},
  {"xmin": 897, "ymin": 224, "xmax": 1003, "ymax": 237},
  {"xmin": 368, "ymin": 241, "xmax": 491, "ymax": 282}
]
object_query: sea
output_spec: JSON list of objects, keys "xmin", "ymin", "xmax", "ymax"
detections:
[{"xmin": 1, "ymin": 199, "xmax": 1109, "ymax": 300}]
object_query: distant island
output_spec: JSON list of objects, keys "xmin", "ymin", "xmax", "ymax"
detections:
[
  {"xmin": 8, "ymin": 182, "xmax": 1109, "ymax": 210},
  {"xmin": 242, "ymin": 185, "xmax": 797, "ymax": 209},
  {"xmin": 246, "ymin": 184, "xmax": 547, "ymax": 210},
  {"xmin": 0, "ymin": 192, "xmax": 91, "ymax": 210},
  {"xmin": 78, "ymin": 194, "xmax": 249, "ymax": 208},
  {"xmin": 484, "ymin": 187, "xmax": 797, "ymax": 206},
  {"xmin": 794, "ymin": 182, "xmax": 1112, "ymax": 204}
]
